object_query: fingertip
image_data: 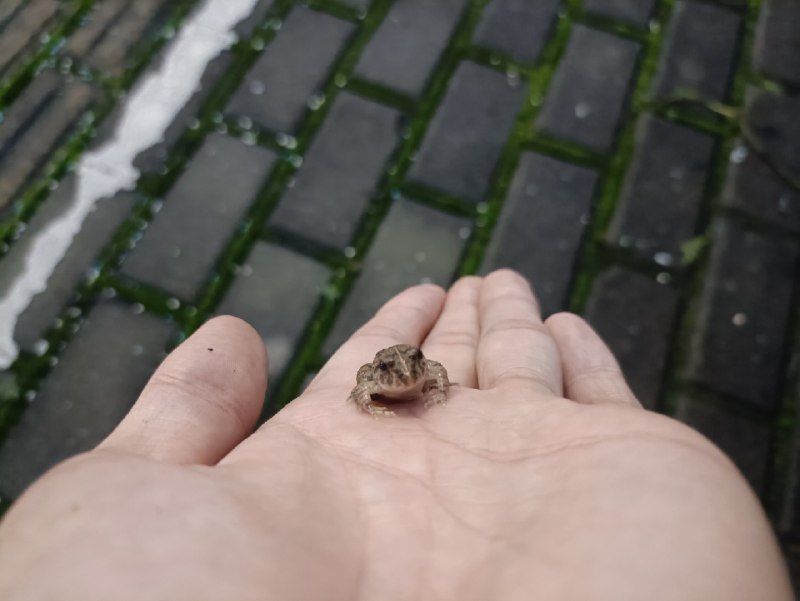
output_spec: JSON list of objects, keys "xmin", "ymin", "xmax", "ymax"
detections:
[
  {"xmin": 101, "ymin": 315, "xmax": 269, "ymax": 464},
  {"xmin": 547, "ymin": 312, "xmax": 640, "ymax": 407},
  {"xmin": 204, "ymin": 315, "xmax": 268, "ymax": 371},
  {"xmin": 378, "ymin": 283, "xmax": 446, "ymax": 313},
  {"xmin": 450, "ymin": 275, "xmax": 483, "ymax": 290},
  {"xmin": 484, "ymin": 269, "xmax": 533, "ymax": 292}
]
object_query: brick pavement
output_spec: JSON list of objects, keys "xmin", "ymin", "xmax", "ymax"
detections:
[{"xmin": 0, "ymin": 0, "xmax": 799, "ymax": 588}]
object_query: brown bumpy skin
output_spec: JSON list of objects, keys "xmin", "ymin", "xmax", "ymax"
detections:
[{"xmin": 348, "ymin": 345, "xmax": 450, "ymax": 416}]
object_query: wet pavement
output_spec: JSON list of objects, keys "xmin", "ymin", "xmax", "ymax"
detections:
[{"xmin": 0, "ymin": 0, "xmax": 799, "ymax": 585}]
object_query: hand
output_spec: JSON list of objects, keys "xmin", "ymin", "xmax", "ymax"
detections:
[{"xmin": 0, "ymin": 270, "xmax": 791, "ymax": 601}]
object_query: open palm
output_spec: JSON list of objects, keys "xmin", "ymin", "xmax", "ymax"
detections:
[{"xmin": 0, "ymin": 271, "xmax": 790, "ymax": 601}]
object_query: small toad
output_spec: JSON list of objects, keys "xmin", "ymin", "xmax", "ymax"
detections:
[{"xmin": 348, "ymin": 344, "xmax": 450, "ymax": 417}]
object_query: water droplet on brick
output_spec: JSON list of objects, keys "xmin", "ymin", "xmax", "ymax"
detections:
[
  {"xmin": 248, "ymin": 79, "xmax": 266, "ymax": 95},
  {"xmin": 732, "ymin": 313, "xmax": 748, "ymax": 327},
  {"xmin": 574, "ymin": 102, "xmax": 591, "ymax": 119},
  {"xmin": 730, "ymin": 145, "xmax": 748, "ymax": 164},
  {"xmin": 307, "ymin": 94, "xmax": 326, "ymax": 110},
  {"xmin": 33, "ymin": 340, "xmax": 49, "ymax": 356}
]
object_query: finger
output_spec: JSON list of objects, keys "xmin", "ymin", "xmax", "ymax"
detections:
[
  {"xmin": 546, "ymin": 312, "xmax": 641, "ymax": 407},
  {"xmin": 99, "ymin": 316, "xmax": 268, "ymax": 463},
  {"xmin": 304, "ymin": 284, "xmax": 446, "ymax": 397},
  {"xmin": 422, "ymin": 276, "xmax": 481, "ymax": 387},
  {"xmin": 476, "ymin": 270, "xmax": 562, "ymax": 395}
]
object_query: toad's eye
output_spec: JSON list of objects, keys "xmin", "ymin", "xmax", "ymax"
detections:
[
  {"xmin": 378, "ymin": 361, "xmax": 388, "ymax": 371},
  {"xmin": 414, "ymin": 349, "xmax": 424, "ymax": 360}
]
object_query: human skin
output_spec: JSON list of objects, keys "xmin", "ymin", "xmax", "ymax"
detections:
[{"xmin": 0, "ymin": 270, "xmax": 792, "ymax": 601}]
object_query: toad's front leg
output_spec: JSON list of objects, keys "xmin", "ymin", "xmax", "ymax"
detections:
[
  {"xmin": 349, "ymin": 381, "xmax": 396, "ymax": 418},
  {"xmin": 423, "ymin": 360, "xmax": 450, "ymax": 409}
]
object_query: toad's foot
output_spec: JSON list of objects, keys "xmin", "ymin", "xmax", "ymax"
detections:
[
  {"xmin": 350, "ymin": 384, "xmax": 397, "ymax": 418},
  {"xmin": 422, "ymin": 360, "xmax": 450, "ymax": 409}
]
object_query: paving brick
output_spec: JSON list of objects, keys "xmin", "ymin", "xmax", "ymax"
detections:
[
  {"xmin": 687, "ymin": 218, "xmax": 800, "ymax": 410},
  {"xmin": 781, "ymin": 395, "xmax": 800, "ymax": 540},
  {"xmin": 481, "ymin": 152, "xmax": 598, "ymax": 316},
  {"xmin": 0, "ymin": 303, "xmax": 173, "ymax": 499},
  {"xmin": 216, "ymin": 242, "xmax": 330, "ymax": 385},
  {"xmin": 226, "ymin": 8, "xmax": 354, "ymax": 134},
  {"xmin": 473, "ymin": 0, "xmax": 560, "ymax": 64},
  {"xmin": 270, "ymin": 92, "xmax": 402, "ymax": 249},
  {"xmin": 535, "ymin": 25, "xmax": 639, "ymax": 153},
  {"xmin": 0, "ymin": 2, "xmax": 20, "ymax": 29},
  {"xmin": 746, "ymin": 90, "xmax": 800, "ymax": 178},
  {"xmin": 0, "ymin": 74, "xmax": 95, "ymax": 212},
  {"xmin": 584, "ymin": 268, "xmax": 679, "ymax": 409},
  {"xmin": 355, "ymin": 0, "xmax": 468, "ymax": 97},
  {"xmin": 323, "ymin": 198, "xmax": 469, "ymax": 354},
  {"xmin": 66, "ymin": 0, "xmax": 171, "ymax": 77},
  {"xmin": 230, "ymin": 0, "xmax": 275, "ymax": 38},
  {"xmin": 607, "ymin": 116, "xmax": 715, "ymax": 261},
  {"xmin": 786, "ymin": 549, "xmax": 800, "ymax": 596},
  {"xmin": 722, "ymin": 142, "xmax": 800, "ymax": 234},
  {"xmin": 408, "ymin": 61, "xmax": 526, "ymax": 203},
  {"xmin": 652, "ymin": 1, "xmax": 741, "ymax": 102},
  {"xmin": 582, "ymin": 0, "xmax": 658, "ymax": 28},
  {"xmin": 122, "ymin": 134, "xmax": 276, "ymax": 300},
  {"xmin": 754, "ymin": 0, "xmax": 800, "ymax": 87},
  {"xmin": 2, "ymin": 180, "xmax": 138, "ymax": 350},
  {"xmin": 0, "ymin": 0, "xmax": 60, "ymax": 75},
  {"xmin": 675, "ymin": 396, "xmax": 771, "ymax": 495}
]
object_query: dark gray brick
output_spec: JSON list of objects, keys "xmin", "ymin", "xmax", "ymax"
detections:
[
  {"xmin": 722, "ymin": 142, "xmax": 800, "ymax": 234},
  {"xmin": 323, "ymin": 198, "xmax": 469, "ymax": 354},
  {"xmin": 66, "ymin": 0, "xmax": 171, "ymax": 77},
  {"xmin": 652, "ymin": 1, "xmax": 741, "ymax": 101},
  {"xmin": 0, "ymin": 74, "xmax": 95, "ymax": 212},
  {"xmin": 584, "ymin": 268, "xmax": 679, "ymax": 409},
  {"xmin": 607, "ymin": 116, "xmax": 715, "ymax": 261},
  {"xmin": 583, "ymin": 0, "xmax": 658, "ymax": 28},
  {"xmin": 781, "ymin": 395, "xmax": 800, "ymax": 540},
  {"xmin": 687, "ymin": 218, "xmax": 800, "ymax": 410},
  {"xmin": 535, "ymin": 25, "xmax": 640, "ymax": 152},
  {"xmin": 270, "ymin": 92, "xmax": 402, "ymax": 249},
  {"xmin": 474, "ymin": 0, "xmax": 560, "ymax": 63},
  {"xmin": 0, "ymin": 3, "xmax": 19, "ymax": 29},
  {"xmin": 675, "ymin": 396, "xmax": 771, "ymax": 495},
  {"xmin": 231, "ymin": 0, "xmax": 275, "ymax": 38},
  {"xmin": 408, "ymin": 61, "xmax": 525, "ymax": 203},
  {"xmin": 746, "ymin": 90, "xmax": 800, "ymax": 178},
  {"xmin": 481, "ymin": 152, "xmax": 598, "ymax": 316},
  {"xmin": 786, "ymin": 549, "xmax": 800, "ymax": 597},
  {"xmin": 754, "ymin": 0, "xmax": 800, "ymax": 87},
  {"xmin": 355, "ymin": 0, "xmax": 468, "ymax": 97},
  {"xmin": 0, "ymin": 303, "xmax": 173, "ymax": 498},
  {"xmin": 226, "ymin": 8, "xmax": 354, "ymax": 134},
  {"xmin": 217, "ymin": 243, "xmax": 330, "ymax": 383},
  {"xmin": 0, "ymin": 179, "xmax": 138, "ymax": 350},
  {"xmin": 0, "ymin": 0, "xmax": 60, "ymax": 75},
  {"xmin": 122, "ymin": 134, "xmax": 276, "ymax": 300}
]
